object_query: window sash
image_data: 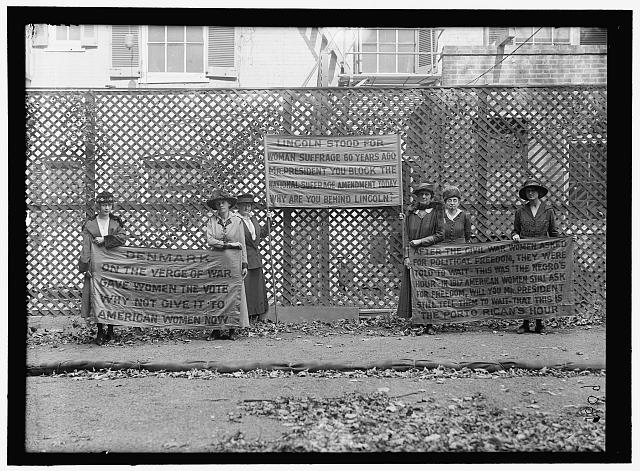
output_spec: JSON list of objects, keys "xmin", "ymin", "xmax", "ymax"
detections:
[
  {"xmin": 514, "ymin": 27, "xmax": 571, "ymax": 45},
  {"xmin": 147, "ymin": 26, "xmax": 205, "ymax": 74},
  {"xmin": 360, "ymin": 29, "xmax": 417, "ymax": 73}
]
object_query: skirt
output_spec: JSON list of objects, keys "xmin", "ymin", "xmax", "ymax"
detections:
[
  {"xmin": 80, "ymin": 273, "xmax": 92, "ymax": 319},
  {"xmin": 238, "ymin": 283, "xmax": 250, "ymax": 328},
  {"xmin": 396, "ymin": 267, "xmax": 412, "ymax": 319},
  {"xmin": 80, "ymin": 273, "xmax": 114, "ymax": 325},
  {"xmin": 244, "ymin": 267, "xmax": 268, "ymax": 317}
]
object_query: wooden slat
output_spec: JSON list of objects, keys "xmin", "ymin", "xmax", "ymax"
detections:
[{"xmin": 25, "ymin": 87, "xmax": 607, "ymax": 315}]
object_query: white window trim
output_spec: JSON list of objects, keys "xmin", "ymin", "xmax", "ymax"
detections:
[
  {"xmin": 45, "ymin": 25, "xmax": 84, "ymax": 52},
  {"xmin": 513, "ymin": 27, "xmax": 578, "ymax": 46},
  {"xmin": 139, "ymin": 25, "xmax": 208, "ymax": 84},
  {"xmin": 354, "ymin": 27, "xmax": 430, "ymax": 77}
]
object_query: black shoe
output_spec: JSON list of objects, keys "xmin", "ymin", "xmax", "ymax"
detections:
[
  {"xmin": 93, "ymin": 332, "xmax": 106, "ymax": 345},
  {"xmin": 534, "ymin": 320, "xmax": 545, "ymax": 334},
  {"xmin": 425, "ymin": 324, "xmax": 436, "ymax": 335},
  {"xmin": 517, "ymin": 321, "xmax": 530, "ymax": 334}
]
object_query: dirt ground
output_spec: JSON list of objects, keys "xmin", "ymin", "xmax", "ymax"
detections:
[
  {"xmin": 24, "ymin": 324, "xmax": 606, "ymax": 453},
  {"xmin": 26, "ymin": 374, "xmax": 605, "ymax": 453}
]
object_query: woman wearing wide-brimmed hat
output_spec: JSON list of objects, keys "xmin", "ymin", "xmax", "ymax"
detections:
[
  {"xmin": 511, "ymin": 178, "xmax": 559, "ymax": 334},
  {"xmin": 442, "ymin": 185, "xmax": 472, "ymax": 243},
  {"xmin": 397, "ymin": 182, "xmax": 444, "ymax": 335},
  {"xmin": 78, "ymin": 191, "xmax": 127, "ymax": 345},
  {"xmin": 235, "ymin": 193, "xmax": 270, "ymax": 321},
  {"xmin": 206, "ymin": 189, "xmax": 249, "ymax": 339}
]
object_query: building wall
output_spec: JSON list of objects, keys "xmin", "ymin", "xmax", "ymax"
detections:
[
  {"xmin": 238, "ymin": 27, "xmax": 324, "ymax": 87},
  {"xmin": 28, "ymin": 27, "xmax": 111, "ymax": 87},
  {"xmin": 438, "ymin": 27, "xmax": 484, "ymax": 47},
  {"xmin": 26, "ymin": 26, "xmax": 608, "ymax": 89},
  {"xmin": 441, "ymin": 45, "xmax": 607, "ymax": 86},
  {"xmin": 27, "ymin": 26, "xmax": 326, "ymax": 89}
]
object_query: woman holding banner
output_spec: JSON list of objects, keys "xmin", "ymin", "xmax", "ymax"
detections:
[
  {"xmin": 397, "ymin": 182, "xmax": 444, "ymax": 335},
  {"xmin": 206, "ymin": 190, "xmax": 249, "ymax": 340},
  {"xmin": 442, "ymin": 185, "xmax": 472, "ymax": 243},
  {"xmin": 511, "ymin": 178, "xmax": 559, "ymax": 334},
  {"xmin": 235, "ymin": 193, "xmax": 270, "ymax": 322},
  {"xmin": 78, "ymin": 191, "xmax": 127, "ymax": 345}
]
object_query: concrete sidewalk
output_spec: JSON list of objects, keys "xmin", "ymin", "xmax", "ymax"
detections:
[{"xmin": 27, "ymin": 325, "xmax": 605, "ymax": 369}]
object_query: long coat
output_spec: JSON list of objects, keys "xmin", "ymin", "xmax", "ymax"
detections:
[
  {"xmin": 239, "ymin": 214, "xmax": 269, "ymax": 316},
  {"xmin": 239, "ymin": 214, "xmax": 268, "ymax": 269},
  {"xmin": 397, "ymin": 202, "xmax": 445, "ymax": 318},
  {"xmin": 206, "ymin": 213, "xmax": 250, "ymax": 327},
  {"xmin": 79, "ymin": 215, "xmax": 127, "ymax": 318},
  {"xmin": 511, "ymin": 200, "xmax": 559, "ymax": 238}
]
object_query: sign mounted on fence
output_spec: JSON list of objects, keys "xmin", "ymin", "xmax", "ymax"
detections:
[
  {"xmin": 264, "ymin": 134, "xmax": 402, "ymax": 208},
  {"xmin": 410, "ymin": 237, "xmax": 575, "ymax": 324},
  {"xmin": 90, "ymin": 245, "xmax": 243, "ymax": 329}
]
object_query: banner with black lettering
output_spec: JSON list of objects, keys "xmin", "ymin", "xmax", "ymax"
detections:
[
  {"xmin": 410, "ymin": 237, "xmax": 574, "ymax": 324},
  {"xmin": 264, "ymin": 134, "xmax": 402, "ymax": 208},
  {"xmin": 90, "ymin": 245, "xmax": 243, "ymax": 328}
]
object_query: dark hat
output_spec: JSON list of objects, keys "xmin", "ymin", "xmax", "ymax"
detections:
[
  {"xmin": 442, "ymin": 186, "xmax": 462, "ymax": 201},
  {"xmin": 518, "ymin": 179, "xmax": 548, "ymax": 200},
  {"xmin": 95, "ymin": 191, "xmax": 115, "ymax": 204},
  {"xmin": 206, "ymin": 190, "xmax": 237, "ymax": 209},
  {"xmin": 236, "ymin": 193, "xmax": 257, "ymax": 205},
  {"xmin": 413, "ymin": 182, "xmax": 436, "ymax": 195}
]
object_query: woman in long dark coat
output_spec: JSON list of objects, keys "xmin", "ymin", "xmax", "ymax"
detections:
[
  {"xmin": 511, "ymin": 178, "xmax": 559, "ymax": 334},
  {"xmin": 235, "ymin": 193, "xmax": 269, "ymax": 321},
  {"xmin": 397, "ymin": 182, "xmax": 444, "ymax": 335},
  {"xmin": 78, "ymin": 191, "xmax": 127, "ymax": 344}
]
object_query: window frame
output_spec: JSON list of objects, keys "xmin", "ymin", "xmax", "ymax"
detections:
[
  {"xmin": 514, "ymin": 27, "xmax": 572, "ymax": 45},
  {"xmin": 45, "ymin": 24, "xmax": 84, "ymax": 51},
  {"xmin": 486, "ymin": 27, "xmax": 578, "ymax": 46},
  {"xmin": 141, "ymin": 25, "xmax": 208, "ymax": 84},
  {"xmin": 357, "ymin": 28, "xmax": 419, "ymax": 74}
]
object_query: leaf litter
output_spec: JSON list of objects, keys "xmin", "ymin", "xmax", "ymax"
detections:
[{"xmin": 205, "ymin": 390, "xmax": 605, "ymax": 452}]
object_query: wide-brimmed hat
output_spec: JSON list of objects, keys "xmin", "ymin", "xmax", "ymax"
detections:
[
  {"xmin": 518, "ymin": 179, "xmax": 548, "ymax": 200},
  {"xmin": 413, "ymin": 182, "xmax": 436, "ymax": 196},
  {"xmin": 95, "ymin": 191, "xmax": 115, "ymax": 204},
  {"xmin": 236, "ymin": 193, "xmax": 257, "ymax": 205},
  {"xmin": 442, "ymin": 186, "xmax": 462, "ymax": 201},
  {"xmin": 206, "ymin": 190, "xmax": 237, "ymax": 209}
]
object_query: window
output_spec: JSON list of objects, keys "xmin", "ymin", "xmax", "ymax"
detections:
[
  {"xmin": 147, "ymin": 26, "xmax": 205, "ymax": 74},
  {"xmin": 114, "ymin": 26, "xmax": 237, "ymax": 82},
  {"xmin": 487, "ymin": 27, "xmax": 571, "ymax": 46},
  {"xmin": 360, "ymin": 29, "xmax": 417, "ymax": 73},
  {"xmin": 55, "ymin": 25, "xmax": 81, "ymax": 41},
  {"xmin": 357, "ymin": 28, "xmax": 437, "ymax": 75},
  {"xmin": 516, "ymin": 27, "xmax": 570, "ymax": 45},
  {"xmin": 30, "ymin": 24, "xmax": 97, "ymax": 51}
]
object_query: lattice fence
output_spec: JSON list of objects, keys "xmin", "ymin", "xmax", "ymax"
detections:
[{"xmin": 25, "ymin": 87, "xmax": 606, "ymax": 317}]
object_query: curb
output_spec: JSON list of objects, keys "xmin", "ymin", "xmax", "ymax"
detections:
[{"xmin": 27, "ymin": 358, "xmax": 606, "ymax": 376}]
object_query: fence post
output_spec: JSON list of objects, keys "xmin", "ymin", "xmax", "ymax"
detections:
[
  {"xmin": 314, "ymin": 92, "xmax": 331, "ymax": 303},
  {"xmin": 281, "ymin": 92, "xmax": 294, "ymax": 306},
  {"xmin": 84, "ymin": 91, "xmax": 96, "ymax": 215}
]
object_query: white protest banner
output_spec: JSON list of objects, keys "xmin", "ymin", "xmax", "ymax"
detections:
[
  {"xmin": 410, "ymin": 237, "xmax": 575, "ymax": 324},
  {"xmin": 264, "ymin": 134, "xmax": 402, "ymax": 208},
  {"xmin": 90, "ymin": 245, "xmax": 243, "ymax": 329}
]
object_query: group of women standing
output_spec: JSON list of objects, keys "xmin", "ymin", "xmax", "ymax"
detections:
[
  {"xmin": 79, "ymin": 190, "xmax": 270, "ymax": 344},
  {"xmin": 397, "ymin": 178, "xmax": 558, "ymax": 335},
  {"xmin": 79, "ymin": 177, "xmax": 558, "ymax": 344},
  {"xmin": 204, "ymin": 190, "xmax": 270, "ymax": 340}
]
